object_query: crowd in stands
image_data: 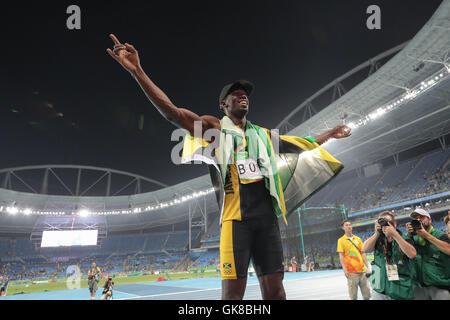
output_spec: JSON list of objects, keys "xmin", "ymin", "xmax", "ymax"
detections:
[
  {"xmin": 1, "ymin": 148, "xmax": 448, "ymax": 282},
  {"xmin": 0, "ymin": 230, "xmax": 200, "ymax": 281},
  {"xmin": 308, "ymin": 147, "xmax": 449, "ymax": 212},
  {"xmin": 188, "ymin": 250, "xmax": 219, "ymax": 268}
]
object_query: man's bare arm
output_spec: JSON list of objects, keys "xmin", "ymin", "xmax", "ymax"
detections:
[
  {"xmin": 314, "ymin": 125, "xmax": 352, "ymax": 145},
  {"xmin": 131, "ymin": 67, "xmax": 219, "ymax": 134},
  {"xmin": 106, "ymin": 34, "xmax": 219, "ymax": 136}
]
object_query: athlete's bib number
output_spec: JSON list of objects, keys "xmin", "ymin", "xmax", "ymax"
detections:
[{"xmin": 236, "ymin": 158, "xmax": 263, "ymax": 181}]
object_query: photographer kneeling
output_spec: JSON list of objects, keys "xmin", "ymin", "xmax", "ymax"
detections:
[
  {"xmin": 363, "ymin": 211, "xmax": 417, "ymax": 300},
  {"xmin": 406, "ymin": 208, "xmax": 450, "ymax": 300},
  {"xmin": 101, "ymin": 276, "xmax": 114, "ymax": 300}
]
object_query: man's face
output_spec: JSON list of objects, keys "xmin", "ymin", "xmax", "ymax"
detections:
[
  {"xmin": 342, "ymin": 222, "xmax": 352, "ymax": 234},
  {"xmin": 416, "ymin": 215, "xmax": 432, "ymax": 229},
  {"xmin": 446, "ymin": 220, "xmax": 450, "ymax": 232},
  {"xmin": 221, "ymin": 88, "xmax": 249, "ymax": 118},
  {"xmin": 92, "ymin": 263, "xmax": 96, "ymax": 267}
]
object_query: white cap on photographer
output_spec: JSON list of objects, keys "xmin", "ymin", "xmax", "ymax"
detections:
[{"xmin": 410, "ymin": 208, "xmax": 431, "ymax": 219}]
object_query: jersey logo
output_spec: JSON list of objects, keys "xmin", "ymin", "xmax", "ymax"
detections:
[
  {"xmin": 223, "ymin": 262, "xmax": 232, "ymax": 270},
  {"xmin": 222, "ymin": 262, "xmax": 233, "ymax": 275}
]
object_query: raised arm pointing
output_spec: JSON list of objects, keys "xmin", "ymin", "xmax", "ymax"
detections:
[{"xmin": 107, "ymin": 34, "xmax": 219, "ymax": 136}]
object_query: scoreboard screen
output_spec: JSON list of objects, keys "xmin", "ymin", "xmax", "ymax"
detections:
[{"xmin": 41, "ymin": 230, "xmax": 98, "ymax": 247}]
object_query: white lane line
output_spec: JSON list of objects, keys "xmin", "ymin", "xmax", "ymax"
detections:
[
  {"xmin": 115, "ymin": 287, "xmax": 222, "ymax": 300},
  {"xmin": 113, "ymin": 289, "xmax": 140, "ymax": 297}
]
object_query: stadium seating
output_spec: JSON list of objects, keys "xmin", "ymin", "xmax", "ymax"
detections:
[
  {"xmin": 1, "ymin": 147, "xmax": 448, "ymax": 281},
  {"xmin": 191, "ymin": 250, "xmax": 219, "ymax": 268},
  {"xmin": 143, "ymin": 233, "xmax": 167, "ymax": 252},
  {"xmin": 307, "ymin": 148, "xmax": 449, "ymax": 211},
  {"xmin": 165, "ymin": 231, "xmax": 189, "ymax": 251}
]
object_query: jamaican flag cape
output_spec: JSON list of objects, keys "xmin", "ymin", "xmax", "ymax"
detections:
[{"xmin": 181, "ymin": 116, "xmax": 343, "ymax": 225}]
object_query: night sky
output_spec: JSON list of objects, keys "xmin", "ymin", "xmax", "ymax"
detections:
[{"xmin": 0, "ymin": 0, "xmax": 443, "ymax": 190}]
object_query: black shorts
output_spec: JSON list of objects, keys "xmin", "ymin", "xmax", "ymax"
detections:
[{"xmin": 220, "ymin": 214, "xmax": 284, "ymax": 280}]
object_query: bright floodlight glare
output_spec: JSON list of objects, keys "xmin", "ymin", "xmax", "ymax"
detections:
[
  {"xmin": 23, "ymin": 208, "xmax": 32, "ymax": 215},
  {"xmin": 350, "ymin": 67, "xmax": 449, "ymax": 131},
  {"xmin": 7, "ymin": 207, "xmax": 18, "ymax": 215},
  {"xmin": 77, "ymin": 209, "xmax": 90, "ymax": 217}
]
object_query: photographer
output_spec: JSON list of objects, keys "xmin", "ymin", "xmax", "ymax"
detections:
[
  {"xmin": 0, "ymin": 276, "xmax": 8, "ymax": 296},
  {"xmin": 406, "ymin": 208, "xmax": 450, "ymax": 300},
  {"xmin": 363, "ymin": 211, "xmax": 417, "ymax": 300},
  {"xmin": 88, "ymin": 262, "xmax": 102, "ymax": 300},
  {"xmin": 101, "ymin": 276, "xmax": 114, "ymax": 300},
  {"xmin": 444, "ymin": 214, "xmax": 450, "ymax": 238}
]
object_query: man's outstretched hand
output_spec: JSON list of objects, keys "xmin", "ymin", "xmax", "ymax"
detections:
[
  {"xmin": 107, "ymin": 34, "xmax": 141, "ymax": 75},
  {"xmin": 331, "ymin": 125, "xmax": 352, "ymax": 139}
]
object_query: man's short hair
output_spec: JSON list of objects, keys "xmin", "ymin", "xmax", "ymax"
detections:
[
  {"xmin": 341, "ymin": 220, "xmax": 351, "ymax": 226},
  {"xmin": 379, "ymin": 211, "xmax": 396, "ymax": 222},
  {"xmin": 444, "ymin": 215, "xmax": 450, "ymax": 224}
]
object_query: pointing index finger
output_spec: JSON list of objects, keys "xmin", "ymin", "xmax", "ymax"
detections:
[{"xmin": 109, "ymin": 34, "xmax": 121, "ymax": 45}]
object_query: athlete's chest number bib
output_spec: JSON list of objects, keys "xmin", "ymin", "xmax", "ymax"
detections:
[{"xmin": 235, "ymin": 151, "xmax": 263, "ymax": 181}]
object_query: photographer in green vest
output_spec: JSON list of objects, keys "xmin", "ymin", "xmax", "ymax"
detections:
[
  {"xmin": 406, "ymin": 208, "xmax": 450, "ymax": 300},
  {"xmin": 363, "ymin": 211, "xmax": 417, "ymax": 300}
]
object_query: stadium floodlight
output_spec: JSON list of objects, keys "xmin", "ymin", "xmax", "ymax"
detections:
[
  {"xmin": 77, "ymin": 209, "xmax": 91, "ymax": 217},
  {"xmin": 6, "ymin": 206, "xmax": 18, "ymax": 215},
  {"xmin": 2, "ymin": 186, "xmax": 218, "ymax": 216},
  {"xmin": 348, "ymin": 67, "xmax": 449, "ymax": 131}
]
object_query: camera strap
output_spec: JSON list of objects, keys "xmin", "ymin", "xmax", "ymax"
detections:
[
  {"xmin": 380, "ymin": 238, "xmax": 400, "ymax": 281},
  {"xmin": 380, "ymin": 241, "xmax": 392, "ymax": 265},
  {"xmin": 347, "ymin": 238, "xmax": 363, "ymax": 257}
]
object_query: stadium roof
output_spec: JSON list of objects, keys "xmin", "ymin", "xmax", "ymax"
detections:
[
  {"xmin": 285, "ymin": 0, "xmax": 450, "ymax": 172},
  {"xmin": 0, "ymin": 1, "xmax": 449, "ymax": 232}
]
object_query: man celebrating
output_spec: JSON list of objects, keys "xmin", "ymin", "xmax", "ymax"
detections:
[
  {"xmin": 406, "ymin": 208, "xmax": 450, "ymax": 300},
  {"xmin": 337, "ymin": 220, "xmax": 371, "ymax": 300},
  {"xmin": 107, "ymin": 34, "xmax": 351, "ymax": 300}
]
